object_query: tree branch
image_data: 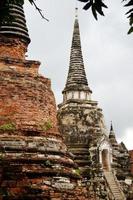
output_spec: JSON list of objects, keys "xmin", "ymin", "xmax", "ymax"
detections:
[{"xmin": 31, "ymin": 0, "xmax": 49, "ymax": 22}]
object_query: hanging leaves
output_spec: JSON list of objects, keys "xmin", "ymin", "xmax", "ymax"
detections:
[
  {"xmin": 123, "ymin": 0, "xmax": 133, "ymax": 34},
  {"xmin": 0, "ymin": 0, "xmax": 133, "ymax": 34},
  {"xmin": 79, "ymin": 0, "xmax": 133, "ymax": 34},
  {"xmin": 78, "ymin": 0, "xmax": 108, "ymax": 20},
  {"xmin": 83, "ymin": 2, "xmax": 92, "ymax": 10}
]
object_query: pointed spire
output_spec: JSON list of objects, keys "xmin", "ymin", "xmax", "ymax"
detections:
[
  {"xmin": 110, "ymin": 121, "xmax": 114, "ymax": 132},
  {"xmin": 0, "ymin": 3, "xmax": 30, "ymax": 44},
  {"xmin": 63, "ymin": 8, "xmax": 91, "ymax": 93},
  {"xmin": 109, "ymin": 121, "xmax": 115, "ymax": 136},
  {"xmin": 109, "ymin": 121, "xmax": 118, "ymax": 147}
]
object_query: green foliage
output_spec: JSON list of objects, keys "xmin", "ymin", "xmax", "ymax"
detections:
[
  {"xmin": 74, "ymin": 168, "xmax": 81, "ymax": 176},
  {"xmin": 128, "ymin": 26, "xmax": 133, "ymax": 34},
  {"xmin": 78, "ymin": 0, "xmax": 108, "ymax": 20},
  {"xmin": 78, "ymin": 0, "xmax": 133, "ymax": 34},
  {"xmin": 45, "ymin": 160, "xmax": 52, "ymax": 166},
  {"xmin": 40, "ymin": 120, "xmax": 53, "ymax": 131},
  {"xmin": 123, "ymin": 0, "xmax": 133, "ymax": 34},
  {"xmin": 0, "ymin": 123, "xmax": 16, "ymax": 132},
  {"xmin": 0, "ymin": 0, "xmax": 132, "ymax": 34}
]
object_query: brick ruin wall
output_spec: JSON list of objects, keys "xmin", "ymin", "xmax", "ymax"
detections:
[
  {"xmin": 0, "ymin": 58, "xmax": 58, "ymax": 134},
  {"xmin": 0, "ymin": 57, "xmax": 95, "ymax": 199},
  {"xmin": 0, "ymin": 37, "xmax": 28, "ymax": 60}
]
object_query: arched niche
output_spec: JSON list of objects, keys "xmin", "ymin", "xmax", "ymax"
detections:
[{"xmin": 99, "ymin": 139, "xmax": 112, "ymax": 171}]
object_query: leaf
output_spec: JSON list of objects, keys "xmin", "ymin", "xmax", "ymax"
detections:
[
  {"xmin": 101, "ymin": 2, "xmax": 108, "ymax": 8},
  {"xmin": 92, "ymin": 5, "xmax": 98, "ymax": 20},
  {"xmin": 94, "ymin": 3, "xmax": 105, "ymax": 16},
  {"xmin": 127, "ymin": 26, "xmax": 133, "ymax": 34},
  {"xmin": 83, "ymin": 2, "xmax": 92, "ymax": 10},
  {"xmin": 129, "ymin": 15, "xmax": 133, "ymax": 25},
  {"xmin": 124, "ymin": 0, "xmax": 133, "ymax": 7},
  {"xmin": 127, "ymin": 13, "xmax": 133, "ymax": 18},
  {"xmin": 95, "ymin": 8, "xmax": 104, "ymax": 16},
  {"xmin": 126, "ymin": 8, "xmax": 133, "ymax": 14},
  {"xmin": 78, "ymin": 0, "xmax": 89, "ymax": 2}
]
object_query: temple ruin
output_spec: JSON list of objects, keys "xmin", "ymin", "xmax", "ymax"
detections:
[
  {"xmin": 57, "ymin": 9, "xmax": 133, "ymax": 200},
  {"xmin": 0, "ymin": 2, "xmax": 132, "ymax": 200}
]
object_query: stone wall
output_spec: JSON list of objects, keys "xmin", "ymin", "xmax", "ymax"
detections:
[
  {"xmin": 58, "ymin": 99, "xmax": 107, "ymax": 158},
  {"xmin": 58, "ymin": 100, "xmax": 113, "ymax": 199}
]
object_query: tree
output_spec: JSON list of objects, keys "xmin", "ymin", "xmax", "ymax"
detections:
[
  {"xmin": 78, "ymin": 0, "xmax": 133, "ymax": 34},
  {"xmin": 0, "ymin": 0, "xmax": 133, "ymax": 34}
]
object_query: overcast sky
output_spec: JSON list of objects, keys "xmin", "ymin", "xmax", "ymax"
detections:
[{"xmin": 24, "ymin": 0, "xmax": 133, "ymax": 150}]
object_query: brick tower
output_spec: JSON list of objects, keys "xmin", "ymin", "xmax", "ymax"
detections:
[{"xmin": 0, "ymin": 3, "xmax": 89, "ymax": 200}]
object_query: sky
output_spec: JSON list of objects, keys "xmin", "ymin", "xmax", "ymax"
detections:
[{"xmin": 24, "ymin": 0, "xmax": 133, "ymax": 150}]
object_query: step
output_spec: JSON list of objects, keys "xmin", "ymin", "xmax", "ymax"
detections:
[
  {"xmin": 110, "ymin": 185, "xmax": 119, "ymax": 188},
  {"xmin": 104, "ymin": 171, "xmax": 125, "ymax": 200},
  {"xmin": 111, "ymin": 189, "xmax": 121, "ymax": 191},
  {"xmin": 113, "ymin": 194, "xmax": 123, "ymax": 198}
]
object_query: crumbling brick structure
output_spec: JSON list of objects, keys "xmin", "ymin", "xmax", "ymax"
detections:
[
  {"xmin": 0, "ymin": 3, "xmax": 91, "ymax": 200},
  {"xmin": 0, "ymin": 2, "xmax": 132, "ymax": 200}
]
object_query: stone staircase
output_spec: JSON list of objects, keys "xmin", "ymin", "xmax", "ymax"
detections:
[{"xmin": 104, "ymin": 171, "xmax": 126, "ymax": 200}]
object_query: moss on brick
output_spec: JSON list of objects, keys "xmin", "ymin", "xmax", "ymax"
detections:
[{"xmin": 0, "ymin": 122, "xmax": 16, "ymax": 132}]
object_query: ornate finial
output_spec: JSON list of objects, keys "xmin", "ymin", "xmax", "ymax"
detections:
[
  {"xmin": 110, "ymin": 121, "xmax": 113, "ymax": 131},
  {"xmin": 75, "ymin": 7, "xmax": 78, "ymax": 18}
]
